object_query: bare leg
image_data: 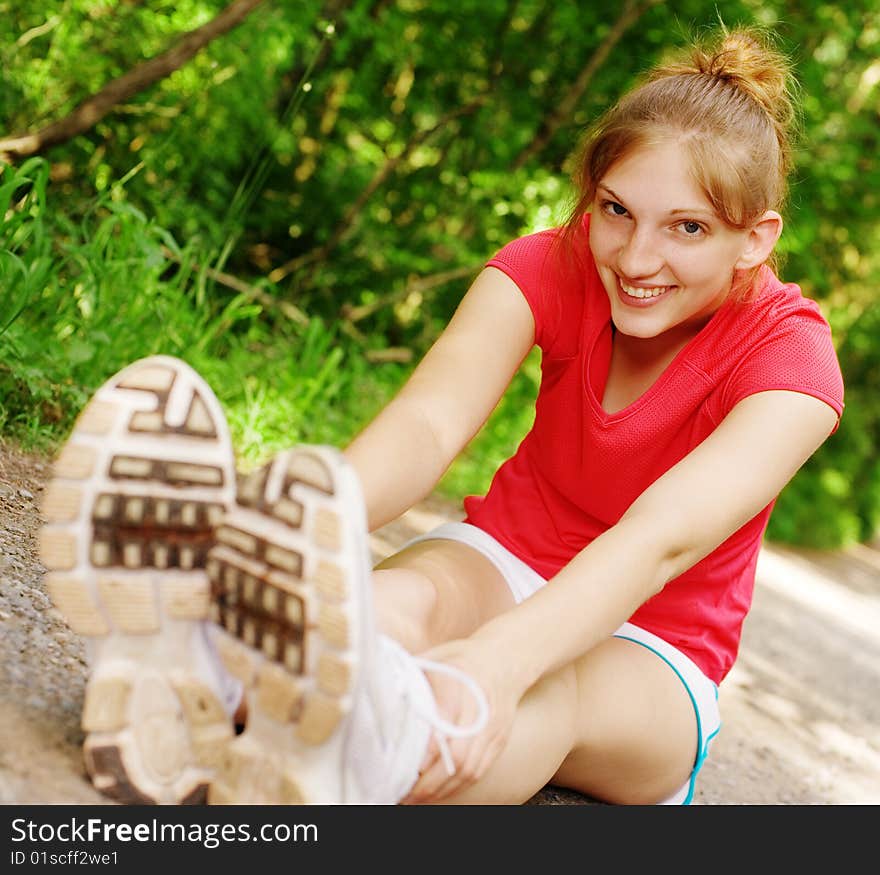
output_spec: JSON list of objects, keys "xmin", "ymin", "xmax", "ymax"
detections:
[
  {"xmin": 371, "ymin": 539, "xmax": 518, "ymax": 653},
  {"xmin": 438, "ymin": 638, "xmax": 698, "ymax": 805},
  {"xmin": 369, "ymin": 540, "xmax": 699, "ymax": 805},
  {"xmin": 434, "ymin": 663, "xmax": 581, "ymax": 804}
]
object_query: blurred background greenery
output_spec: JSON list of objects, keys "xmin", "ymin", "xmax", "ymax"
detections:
[{"xmin": 0, "ymin": 0, "xmax": 877, "ymax": 548}]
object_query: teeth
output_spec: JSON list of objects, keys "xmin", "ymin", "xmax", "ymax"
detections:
[{"xmin": 620, "ymin": 281, "xmax": 670, "ymax": 299}]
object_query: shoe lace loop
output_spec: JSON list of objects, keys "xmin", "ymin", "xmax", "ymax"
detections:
[{"xmin": 407, "ymin": 656, "xmax": 490, "ymax": 777}]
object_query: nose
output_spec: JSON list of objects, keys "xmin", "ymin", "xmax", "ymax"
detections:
[{"xmin": 616, "ymin": 225, "xmax": 664, "ymax": 280}]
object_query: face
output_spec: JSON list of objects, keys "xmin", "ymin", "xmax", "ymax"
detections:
[{"xmin": 588, "ymin": 139, "xmax": 756, "ymax": 343}]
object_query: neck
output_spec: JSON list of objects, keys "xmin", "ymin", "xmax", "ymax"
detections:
[{"xmin": 613, "ymin": 319, "xmax": 705, "ymax": 364}]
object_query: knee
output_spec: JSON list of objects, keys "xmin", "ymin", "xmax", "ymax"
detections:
[
  {"xmin": 371, "ymin": 567, "xmax": 438, "ymax": 652},
  {"xmin": 372, "ymin": 541, "xmax": 514, "ymax": 649},
  {"xmin": 553, "ymin": 655, "xmax": 697, "ymax": 805}
]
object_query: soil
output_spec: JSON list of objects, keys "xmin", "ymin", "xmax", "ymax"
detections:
[{"xmin": 1, "ymin": 441, "xmax": 878, "ymax": 806}]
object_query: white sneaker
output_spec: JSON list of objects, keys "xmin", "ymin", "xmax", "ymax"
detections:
[
  {"xmin": 356, "ymin": 635, "xmax": 490, "ymax": 804},
  {"xmin": 206, "ymin": 446, "xmax": 488, "ymax": 805},
  {"xmin": 39, "ymin": 356, "xmax": 241, "ymax": 804}
]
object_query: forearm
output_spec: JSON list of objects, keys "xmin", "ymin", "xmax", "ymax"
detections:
[
  {"xmin": 468, "ymin": 392, "xmax": 839, "ymax": 697},
  {"xmin": 471, "ymin": 517, "xmax": 680, "ymax": 694},
  {"xmin": 343, "ymin": 392, "xmax": 453, "ymax": 531},
  {"xmin": 342, "ymin": 268, "xmax": 536, "ymax": 532}
]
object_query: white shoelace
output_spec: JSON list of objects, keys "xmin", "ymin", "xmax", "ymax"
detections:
[{"xmin": 387, "ymin": 643, "xmax": 490, "ymax": 777}]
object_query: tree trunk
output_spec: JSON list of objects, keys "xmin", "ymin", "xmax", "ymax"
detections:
[{"xmin": 0, "ymin": 0, "xmax": 266, "ymax": 163}]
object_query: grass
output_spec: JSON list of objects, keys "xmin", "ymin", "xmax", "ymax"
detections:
[{"xmin": 0, "ymin": 159, "xmax": 536, "ymax": 501}]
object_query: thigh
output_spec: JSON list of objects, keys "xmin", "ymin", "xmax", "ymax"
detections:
[
  {"xmin": 374, "ymin": 539, "xmax": 517, "ymax": 647},
  {"xmin": 553, "ymin": 637, "xmax": 699, "ymax": 805}
]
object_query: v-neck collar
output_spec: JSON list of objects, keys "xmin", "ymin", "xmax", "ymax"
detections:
[{"xmin": 583, "ymin": 291, "xmax": 735, "ymax": 423}]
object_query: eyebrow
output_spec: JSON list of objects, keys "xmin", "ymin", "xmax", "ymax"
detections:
[{"xmin": 598, "ymin": 185, "xmax": 715, "ymax": 219}]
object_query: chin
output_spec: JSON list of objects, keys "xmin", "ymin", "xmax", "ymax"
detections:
[
  {"xmin": 609, "ymin": 308, "xmax": 665, "ymax": 339},
  {"xmin": 613, "ymin": 321, "xmax": 664, "ymax": 339}
]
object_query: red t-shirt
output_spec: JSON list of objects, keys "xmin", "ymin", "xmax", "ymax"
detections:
[{"xmin": 463, "ymin": 218, "xmax": 845, "ymax": 683}]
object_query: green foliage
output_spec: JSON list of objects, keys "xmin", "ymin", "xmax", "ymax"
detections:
[
  {"xmin": 0, "ymin": 1, "xmax": 878, "ymax": 547},
  {"xmin": 438, "ymin": 348, "xmax": 541, "ymax": 501},
  {"xmin": 0, "ymin": 162, "xmax": 405, "ymax": 460},
  {"xmin": 0, "ymin": 159, "xmax": 52, "ymax": 337},
  {"xmin": 769, "ymin": 300, "xmax": 880, "ymax": 546}
]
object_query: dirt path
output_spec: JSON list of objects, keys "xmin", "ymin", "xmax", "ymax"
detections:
[{"xmin": 1, "ymin": 442, "xmax": 878, "ymax": 805}]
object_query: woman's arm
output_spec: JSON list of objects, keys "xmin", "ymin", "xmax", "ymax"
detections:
[
  {"xmin": 406, "ymin": 388, "xmax": 838, "ymax": 801},
  {"xmin": 472, "ymin": 389, "xmax": 840, "ymax": 692},
  {"xmin": 344, "ymin": 266, "xmax": 535, "ymax": 531}
]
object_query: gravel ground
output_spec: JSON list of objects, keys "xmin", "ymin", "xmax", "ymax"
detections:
[{"xmin": 1, "ymin": 441, "xmax": 878, "ymax": 806}]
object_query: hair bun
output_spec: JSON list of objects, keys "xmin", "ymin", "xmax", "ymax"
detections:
[{"xmin": 693, "ymin": 29, "xmax": 794, "ymax": 128}]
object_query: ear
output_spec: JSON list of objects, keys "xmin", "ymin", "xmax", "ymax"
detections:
[{"xmin": 735, "ymin": 210, "xmax": 783, "ymax": 270}]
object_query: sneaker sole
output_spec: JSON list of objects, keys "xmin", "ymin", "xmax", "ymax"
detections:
[
  {"xmin": 39, "ymin": 356, "xmax": 237, "ymax": 804},
  {"xmin": 206, "ymin": 446, "xmax": 372, "ymax": 804}
]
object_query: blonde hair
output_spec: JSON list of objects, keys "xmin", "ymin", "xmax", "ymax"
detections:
[{"xmin": 565, "ymin": 26, "xmax": 799, "ymax": 292}]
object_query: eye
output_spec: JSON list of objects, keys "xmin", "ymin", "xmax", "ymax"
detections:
[
  {"xmin": 602, "ymin": 200, "xmax": 629, "ymax": 218},
  {"xmin": 679, "ymin": 220, "xmax": 705, "ymax": 236}
]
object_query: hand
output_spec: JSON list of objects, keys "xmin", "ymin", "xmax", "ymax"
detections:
[{"xmin": 400, "ymin": 636, "xmax": 524, "ymax": 804}]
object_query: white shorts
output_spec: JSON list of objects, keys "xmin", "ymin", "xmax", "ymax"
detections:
[{"xmin": 400, "ymin": 521, "xmax": 721, "ymax": 806}]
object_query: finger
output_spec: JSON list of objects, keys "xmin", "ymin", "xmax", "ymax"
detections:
[
  {"xmin": 431, "ymin": 728, "xmax": 507, "ymax": 804},
  {"xmin": 411, "ymin": 688, "xmax": 467, "ymax": 787},
  {"xmin": 412, "ymin": 734, "xmax": 482, "ymax": 804},
  {"xmin": 431, "ymin": 742, "xmax": 484, "ymax": 802},
  {"xmin": 469, "ymin": 738, "xmax": 502, "ymax": 791},
  {"xmin": 405, "ymin": 732, "xmax": 473, "ymax": 803},
  {"xmin": 401, "ymin": 761, "xmax": 449, "ymax": 804},
  {"xmin": 417, "ymin": 696, "xmax": 492, "ymax": 802},
  {"xmin": 401, "ymin": 741, "xmax": 452, "ymax": 804}
]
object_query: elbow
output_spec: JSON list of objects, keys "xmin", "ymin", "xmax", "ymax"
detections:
[
  {"xmin": 653, "ymin": 543, "xmax": 700, "ymax": 596},
  {"xmin": 617, "ymin": 509, "xmax": 703, "ymax": 599}
]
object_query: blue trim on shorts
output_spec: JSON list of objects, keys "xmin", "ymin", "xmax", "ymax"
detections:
[{"xmin": 614, "ymin": 633, "xmax": 721, "ymax": 805}]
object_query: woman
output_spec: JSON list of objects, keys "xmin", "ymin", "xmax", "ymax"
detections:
[{"xmin": 40, "ymin": 26, "xmax": 843, "ymax": 806}]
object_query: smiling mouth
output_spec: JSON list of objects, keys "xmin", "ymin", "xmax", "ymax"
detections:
[{"xmin": 619, "ymin": 279, "xmax": 674, "ymax": 299}]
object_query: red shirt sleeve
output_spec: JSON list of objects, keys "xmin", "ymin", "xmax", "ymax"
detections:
[
  {"xmin": 485, "ymin": 230, "xmax": 565, "ymax": 354},
  {"xmin": 721, "ymin": 301, "xmax": 845, "ymax": 431}
]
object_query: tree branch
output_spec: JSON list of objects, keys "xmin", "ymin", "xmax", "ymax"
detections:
[
  {"xmin": 267, "ymin": 95, "xmax": 488, "ymax": 284},
  {"xmin": 0, "ymin": 0, "xmax": 266, "ymax": 163},
  {"xmin": 511, "ymin": 0, "xmax": 664, "ymax": 170},
  {"xmin": 333, "ymin": 262, "xmax": 482, "ymax": 367},
  {"xmin": 340, "ymin": 263, "xmax": 482, "ymax": 323},
  {"xmin": 160, "ymin": 245, "xmax": 310, "ymax": 326}
]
